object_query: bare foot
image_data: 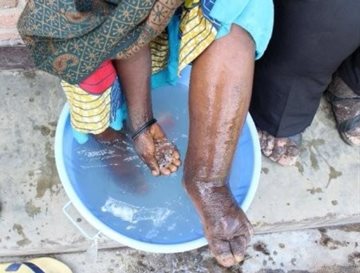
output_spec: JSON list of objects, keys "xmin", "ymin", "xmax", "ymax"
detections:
[
  {"xmin": 185, "ymin": 180, "xmax": 253, "ymax": 267},
  {"xmin": 92, "ymin": 128, "xmax": 147, "ymax": 193},
  {"xmin": 327, "ymin": 75, "xmax": 360, "ymax": 146},
  {"xmin": 111, "ymin": 45, "xmax": 181, "ymax": 176},
  {"xmin": 133, "ymin": 123, "xmax": 181, "ymax": 176},
  {"xmin": 258, "ymin": 129, "xmax": 301, "ymax": 166},
  {"xmin": 95, "ymin": 125, "xmax": 181, "ymax": 176}
]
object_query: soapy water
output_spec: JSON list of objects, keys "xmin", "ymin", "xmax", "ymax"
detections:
[
  {"xmin": 61, "ymin": 82, "xmax": 256, "ymax": 245},
  {"xmin": 63, "ymin": 83, "xmax": 204, "ymax": 244},
  {"xmin": 101, "ymin": 197, "xmax": 178, "ymax": 239},
  {"xmin": 101, "ymin": 197, "xmax": 174, "ymax": 227}
]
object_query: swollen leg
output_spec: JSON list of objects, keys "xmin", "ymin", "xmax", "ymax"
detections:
[{"xmin": 184, "ymin": 25, "xmax": 254, "ymax": 267}]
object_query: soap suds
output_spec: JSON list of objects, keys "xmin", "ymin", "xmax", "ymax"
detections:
[{"xmin": 101, "ymin": 197, "xmax": 173, "ymax": 227}]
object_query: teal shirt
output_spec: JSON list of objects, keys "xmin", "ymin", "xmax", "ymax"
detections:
[{"xmin": 152, "ymin": 0, "xmax": 274, "ymax": 88}]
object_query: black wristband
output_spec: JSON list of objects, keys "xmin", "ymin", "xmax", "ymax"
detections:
[{"xmin": 131, "ymin": 118, "xmax": 157, "ymax": 140}]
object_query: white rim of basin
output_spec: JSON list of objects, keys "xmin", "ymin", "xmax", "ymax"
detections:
[{"xmin": 55, "ymin": 104, "xmax": 261, "ymax": 254}]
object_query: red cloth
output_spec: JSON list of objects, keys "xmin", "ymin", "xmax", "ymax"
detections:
[{"xmin": 79, "ymin": 60, "xmax": 117, "ymax": 94}]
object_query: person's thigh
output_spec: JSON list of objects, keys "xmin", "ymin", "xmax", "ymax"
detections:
[{"xmin": 250, "ymin": 0, "xmax": 360, "ymax": 137}]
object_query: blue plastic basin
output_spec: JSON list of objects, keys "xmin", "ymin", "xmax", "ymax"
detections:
[{"xmin": 54, "ymin": 68, "xmax": 261, "ymax": 253}]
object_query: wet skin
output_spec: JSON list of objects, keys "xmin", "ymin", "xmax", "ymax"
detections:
[
  {"xmin": 100, "ymin": 25, "xmax": 254, "ymax": 267},
  {"xmin": 111, "ymin": 46, "xmax": 181, "ymax": 176},
  {"xmin": 184, "ymin": 25, "xmax": 255, "ymax": 267}
]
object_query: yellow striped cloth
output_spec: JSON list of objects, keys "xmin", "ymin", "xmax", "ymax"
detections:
[
  {"xmin": 179, "ymin": 0, "xmax": 217, "ymax": 71},
  {"xmin": 150, "ymin": 0, "xmax": 217, "ymax": 73},
  {"xmin": 61, "ymin": 81, "xmax": 112, "ymax": 135},
  {"xmin": 150, "ymin": 31, "xmax": 169, "ymax": 74},
  {"xmin": 62, "ymin": 0, "xmax": 217, "ymax": 135}
]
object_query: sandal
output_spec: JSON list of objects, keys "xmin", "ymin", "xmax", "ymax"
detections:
[
  {"xmin": 1, "ymin": 257, "xmax": 72, "ymax": 273},
  {"xmin": 258, "ymin": 129, "xmax": 302, "ymax": 166},
  {"xmin": 326, "ymin": 75, "xmax": 360, "ymax": 146}
]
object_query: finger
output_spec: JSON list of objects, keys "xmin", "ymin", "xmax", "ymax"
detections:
[{"xmin": 229, "ymin": 236, "xmax": 247, "ymax": 264}]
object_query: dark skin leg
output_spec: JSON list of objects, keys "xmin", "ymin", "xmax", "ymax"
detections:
[
  {"xmin": 184, "ymin": 25, "xmax": 255, "ymax": 267},
  {"xmin": 101, "ymin": 45, "xmax": 181, "ymax": 176}
]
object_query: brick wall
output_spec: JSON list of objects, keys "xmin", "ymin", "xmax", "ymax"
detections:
[
  {"xmin": 0, "ymin": 0, "xmax": 26, "ymax": 46},
  {"xmin": 0, "ymin": 0, "xmax": 34, "ymax": 69}
]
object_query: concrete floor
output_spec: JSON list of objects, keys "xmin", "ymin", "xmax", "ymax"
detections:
[
  {"xmin": 0, "ymin": 70, "xmax": 359, "ymax": 272},
  {"xmin": 1, "ymin": 225, "xmax": 360, "ymax": 273}
]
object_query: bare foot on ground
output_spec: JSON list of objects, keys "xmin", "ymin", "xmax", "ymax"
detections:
[{"xmin": 185, "ymin": 180, "xmax": 253, "ymax": 267}]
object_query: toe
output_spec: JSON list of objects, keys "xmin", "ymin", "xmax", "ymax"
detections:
[
  {"xmin": 173, "ymin": 150, "xmax": 180, "ymax": 160},
  {"xmin": 172, "ymin": 158, "xmax": 181, "ymax": 167},
  {"xmin": 278, "ymin": 154, "xmax": 298, "ymax": 166},
  {"xmin": 268, "ymin": 149, "xmax": 284, "ymax": 163},
  {"xmin": 209, "ymin": 239, "xmax": 236, "ymax": 267},
  {"xmin": 229, "ymin": 236, "xmax": 247, "ymax": 264},
  {"xmin": 216, "ymin": 254, "xmax": 237, "ymax": 268},
  {"xmin": 268, "ymin": 140, "xmax": 286, "ymax": 162},
  {"xmin": 160, "ymin": 167, "xmax": 171, "ymax": 176},
  {"xmin": 142, "ymin": 154, "xmax": 160, "ymax": 176},
  {"xmin": 261, "ymin": 135, "xmax": 275, "ymax": 157},
  {"xmin": 276, "ymin": 140, "xmax": 300, "ymax": 166},
  {"xmin": 258, "ymin": 130, "xmax": 267, "ymax": 150},
  {"xmin": 343, "ymin": 128, "xmax": 360, "ymax": 146},
  {"xmin": 167, "ymin": 163, "xmax": 178, "ymax": 173},
  {"xmin": 151, "ymin": 169, "xmax": 160, "ymax": 176}
]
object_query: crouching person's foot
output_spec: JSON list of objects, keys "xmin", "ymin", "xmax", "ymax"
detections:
[
  {"xmin": 184, "ymin": 177, "xmax": 253, "ymax": 267},
  {"xmin": 258, "ymin": 129, "xmax": 302, "ymax": 166},
  {"xmin": 327, "ymin": 74, "xmax": 360, "ymax": 146}
]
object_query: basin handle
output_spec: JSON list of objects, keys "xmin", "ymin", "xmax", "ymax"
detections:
[{"xmin": 63, "ymin": 201, "xmax": 102, "ymax": 241}]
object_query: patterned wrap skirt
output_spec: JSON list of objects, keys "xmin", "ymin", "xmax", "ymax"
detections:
[{"xmin": 18, "ymin": 0, "xmax": 274, "ymax": 143}]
